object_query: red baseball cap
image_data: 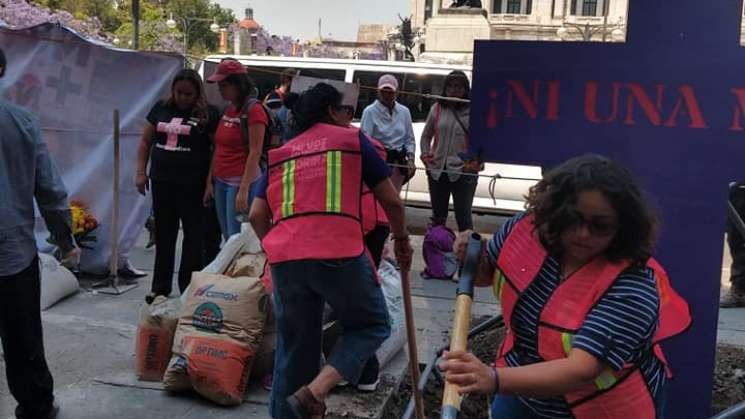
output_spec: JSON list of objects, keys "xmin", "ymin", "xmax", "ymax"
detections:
[{"xmin": 207, "ymin": 60, "xmax": 247, "ymax": 83}]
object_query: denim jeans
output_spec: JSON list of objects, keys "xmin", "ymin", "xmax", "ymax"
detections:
[
  {"xmin": 490, "ymin": 389, "xmax": 668, "ymax": 418},
  {"xmin": 269, "ymin": 254, "xmax": 391, "ymax": 418},
  {"xmin": 213, "ymin": 176, "xmax": 262, "ymax": 241}
]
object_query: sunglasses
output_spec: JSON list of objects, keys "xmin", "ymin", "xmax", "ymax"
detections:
[{"xmin": 565, "ymin": 209, "xmax": 619, "ymax": 237}]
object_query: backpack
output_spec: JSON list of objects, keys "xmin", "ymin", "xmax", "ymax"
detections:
[
  {"xmin": 239, "ymin": 98, "xmax": 283, "ymax": 167},
  {"xmin": 421, "ymin": 225, "xmax": 458, "ymax": 280}
]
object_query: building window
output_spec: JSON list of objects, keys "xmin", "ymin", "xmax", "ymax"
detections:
[
  {"xmin": 425, "ymin": 0, "xmax": 433, "ymax": 22},
  {"xmin": 493, "ymin": 0, "xmax": 532, "ymax": 14},
  {"xmin": 570, "ymin": 0, "xmax": 606, "ymax": 17}
]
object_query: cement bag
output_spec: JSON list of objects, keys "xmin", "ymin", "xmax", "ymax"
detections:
[
  {"xmin": 226, "ymin": 253, "xmax": 266, "ymax": 278},
  {"xmin": 164, "ymin": 272, "xmax": 269, "ymax": 405},
  {"xmin": 251, "ymin": 298, "xmax": 276, "ymax": 379},
  {"xmin": 375, "ymin": 259, "xmax": 406, "ymax": 367},
  {"xmin": 135, "ymin": 296, "xmax": 180, "ymax": 381},
  {"xmin": 39, "ymin": 253, "xmax": 79, "ymax": 310}
]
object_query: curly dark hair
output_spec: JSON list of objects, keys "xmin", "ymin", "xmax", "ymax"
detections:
[
  {"xmin": 525, "ymin": 154, "xmax": 658, "ymax": 265},
  {"xmin": 288, "ymin": 83, "xmax": 343, "ymax": 134}
]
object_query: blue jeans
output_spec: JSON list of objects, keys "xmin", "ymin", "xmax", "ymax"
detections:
[
  {"xmin": 269, "ymin": 255, "xmax": 391, "ymax": 419},
  {"xmin": 491, "ymin": 395, "xmax": 545, "ymax": 418},
  {"xmin": 213, "ymin": 176, "xmax": 261, "ymax": 241},
  {"xmin": 490, "ymin": 388, "xmax": 668, "ymax": 418}
]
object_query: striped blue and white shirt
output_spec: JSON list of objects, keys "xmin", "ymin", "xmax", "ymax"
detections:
[{"xmin": 486, "ymin": 213, "xmax": 665, "ymax": 418}]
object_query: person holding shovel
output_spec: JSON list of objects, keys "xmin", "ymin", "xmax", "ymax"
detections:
[
  {"xmin": 441, "ymin": 155, "xmax": 691, "ymax": 419},
  {"xmin": 249, "ymin": 82, "xmax": 412, "ymax": 419}
]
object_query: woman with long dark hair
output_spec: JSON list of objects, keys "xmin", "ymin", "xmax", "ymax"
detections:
[
  {"xmin": 206, "ymin": 59, "xmax": 268, "ymax": 240},
  {"xmin": 135, "ymin": 69, "xmax": 219, "ymax": 298},
  {"xmin": 420, "ymin": 70, "xmax": 478, "ymax": 232},
  {"xmin": 440, "ymin": 155, "xmax": 691, "ymax": 419},
  {"xmin": 249, "ymin": 83, "xmax": 412, "ymax": 419}
]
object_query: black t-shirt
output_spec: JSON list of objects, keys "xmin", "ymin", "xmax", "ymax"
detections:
[{"xmin": 146, "ymin": 101, "xmax": 220, "ymax": 184}]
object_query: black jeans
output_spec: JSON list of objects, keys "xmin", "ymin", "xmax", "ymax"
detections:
[
  {"xmin": 202, "ymin": 202, "xmax": 222, "ymax": 265},
  {"xmin": 152, "ymin": 180, "xmax": 205, "ymax": 296},
  {"xmin": 427, "ymin": 172, "xmax": 478, "ymax": 231},
  {"xmin": 728, "ymin": 181, "xmax": 745, "ymax": 292},
  {"xmin": 0, "ymin": 256, "xmax": 56, "ymax": 419}
]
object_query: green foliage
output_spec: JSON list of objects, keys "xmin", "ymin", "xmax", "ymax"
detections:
[{"xmin": 32, "ymin": 0, "xmax": 236, "ymax": 55}]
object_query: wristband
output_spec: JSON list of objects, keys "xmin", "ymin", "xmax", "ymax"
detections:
[{"xmin": 491, "ymin": 364, "xmax": 501, "ymax": 394}]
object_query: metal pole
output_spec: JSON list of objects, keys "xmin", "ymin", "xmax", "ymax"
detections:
[
  {"xmin": 183, "ymin": 20, "xmax": 189, "ymax": 68},
  {"xmin": 132, "ymin": 0, "xmax": 140, "ymax": 49},
  {"xmin": 110, "ymin": 109, "xmax": 120, "ymax": 282}
]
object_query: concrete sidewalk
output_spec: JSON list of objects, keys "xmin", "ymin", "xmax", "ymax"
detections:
[{"xmin": 1, "ymin": 212, "xmax": 744, "ymax": 418}]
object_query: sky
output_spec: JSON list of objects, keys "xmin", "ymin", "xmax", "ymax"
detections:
[{"xmin": 215, "ymin": 0, "xmax": 411, "ymax": 42}]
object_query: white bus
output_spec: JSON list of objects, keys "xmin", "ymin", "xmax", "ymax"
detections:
[{"xmin": 198, "ymin": 55, "xmax": 541, "ymax": 214}]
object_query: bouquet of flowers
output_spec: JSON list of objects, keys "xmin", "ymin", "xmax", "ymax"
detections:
[{"xmin": 70, "ymin": 200, "xmax": 98, "ymax": 249}]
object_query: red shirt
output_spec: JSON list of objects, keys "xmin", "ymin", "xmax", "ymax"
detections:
[{"xmin": 213, "ymin": 103, "xmax": 268, "ymax": 179}]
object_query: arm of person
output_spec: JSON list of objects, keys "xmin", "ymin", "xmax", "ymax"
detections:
[
  {"xmin": 31, "ymin": 120, "xmax": 77, "ymax": 256},
  {"xmin": 204, "ymin": 133, "xmax": 216, "ymax": 205},
  {"xmin": 404, "ymin": 108, "xmax": 416, "ymax": 155},
  {"xmin": 440, "ymin": 348, "xmax": 608, "ymax": 398},
  {"xmin": 249, "ymin": 197, "xmax": 272, "ymax": 240},
  {"xmin": 236, "ymin": 123, "xmax": 266, "ymax": 213},
  {"xmin": 420, "ymin": 105, "xmax": 436, "ymax": 164},
  {"xmin": 360, "ymin": 106, "xmax": 374, "ymax": 137},
  {"xmin": 135, "ymin": 122, "xmax": 155, "ymax": 195}
]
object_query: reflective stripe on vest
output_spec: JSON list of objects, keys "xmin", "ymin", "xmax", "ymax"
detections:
[
  {"xmin": 263, "ymin": 123, "xmax": 365, "ymax": 264},
  {"xmin": 281, "ymin": 160, "xmax": 296, "ymax": 218},
  {"xmin": 560, "ymin": 332, "xmax": 618, "ymax": 391},
  {"xmin": 493, "ymin": 213, "xmax": 691, "ymax": 418}
]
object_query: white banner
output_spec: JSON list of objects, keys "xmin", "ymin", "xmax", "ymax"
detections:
[{"xmin": 0, "ymin": 23, "xmax": 182, "ymax": 273}]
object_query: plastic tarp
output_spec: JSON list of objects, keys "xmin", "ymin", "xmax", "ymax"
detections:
[{"xmin": 0, "ymin": 23, "xmax": 182, "ymax": 273}]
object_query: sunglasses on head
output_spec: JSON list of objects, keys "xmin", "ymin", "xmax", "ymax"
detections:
[{"xmin": 565, "ymin": 209, "xmax": 619, "ymax": 237}]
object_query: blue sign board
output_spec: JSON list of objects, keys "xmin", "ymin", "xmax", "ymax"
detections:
[{"xmin": 470, "ymin": 1, "xmax": 745, "ymax": 417}]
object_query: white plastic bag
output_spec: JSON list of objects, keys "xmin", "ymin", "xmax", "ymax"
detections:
[
  {"xmin": 375, "ymin": 259, "xmax": 407, "ymax": 367},
  {"xmin": 39, "ymin": 253, "xmax": 79, "ymax": 310}
]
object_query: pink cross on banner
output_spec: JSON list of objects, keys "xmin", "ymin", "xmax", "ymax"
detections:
[{"xmin": 157, "ymin": 117, "xmax": 192, "ymax": 150}]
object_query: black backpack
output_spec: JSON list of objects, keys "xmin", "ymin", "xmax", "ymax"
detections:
[{"xmin": 239, "ymin": 98, "xmax": 282, "ymax": 167}]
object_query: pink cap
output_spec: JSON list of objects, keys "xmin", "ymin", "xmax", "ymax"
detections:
[
  {"xmin": 207, "ymin": 60, "xmax": 247, "ymax": 83},
  {"xmin": 377, "ymin": 74, "xmax": 399, "ymax": 91}
]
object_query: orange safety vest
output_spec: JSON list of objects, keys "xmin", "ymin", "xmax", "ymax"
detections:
[
  {"xmin": 493, "ymin": 214, "xmax": 691, "ymax": 419},
  {"xmin": 263, "ymin": 123, "xmax": 365, "ymax": 264},
  {"xmin": 361, "ymin": 138, "xmax": 389, "ymax": 235}
]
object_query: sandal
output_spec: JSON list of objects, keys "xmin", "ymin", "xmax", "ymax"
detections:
[{"xmin": 287, "ymin": 385, "xmax": 326, "ymax": 419}]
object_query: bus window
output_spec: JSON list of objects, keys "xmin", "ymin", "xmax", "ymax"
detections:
[
  {"xmin": 400, "ymin": 73, "xmax": 447, "ymax": 122},
  {"xmin": 247, "ymin": 66, "xmax": 346, "ymax": 101},
  {"xmin": 352, "ymin": 70, "xmax": 405, "ymax": 120},
  {"xmin": 351, "ymin": 70, "xmax": 447, "ymax": 123}
]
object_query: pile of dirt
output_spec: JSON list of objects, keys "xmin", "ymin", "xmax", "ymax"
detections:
[
  {"xmin": 383, "ymin": 319, "xmax": 745, "ymax": 418},
  {"xmin": 712, "ymin": 344, "xmax": 745, "ymax": 415}
]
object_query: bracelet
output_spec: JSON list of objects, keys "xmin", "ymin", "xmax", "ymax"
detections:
[
  {"xmin": 491, "ymin": 364, "xmax": 501, "ymax": 394},
  {"xmin": 392, "ymin": 235, "xmax": 409, "ymax": 241}
]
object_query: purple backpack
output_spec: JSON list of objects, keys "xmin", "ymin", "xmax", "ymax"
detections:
[{"xmin": 422, "ymin": 225, "xmax": 458, "ymax": 279}]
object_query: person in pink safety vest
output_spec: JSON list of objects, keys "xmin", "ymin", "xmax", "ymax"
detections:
[
  {"xmin": 440, "ymin": 155, "xmax": 690, "ymax": 419},
  {"xmin": 249, "ymin": 83, "xmax": 412, "ymax": 419}
]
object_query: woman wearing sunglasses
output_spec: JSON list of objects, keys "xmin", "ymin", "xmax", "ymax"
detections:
[{"xmin": 441, "ymin": 154, "xmax": 691, "ymax": 419}]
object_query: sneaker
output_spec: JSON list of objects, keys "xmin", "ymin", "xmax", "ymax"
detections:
[
  {"xmin": 262, "ymin": 374, "xmax": 273, "ymax": 391},
  {"xmin": 720, "ymin": 289, "xmax": 745, "ymax": 308},
  {"xmin": 356, "ymin": 357, "xmax": 380, "ymax": 392}
]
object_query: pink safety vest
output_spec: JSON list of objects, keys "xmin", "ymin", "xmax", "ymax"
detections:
[
  {"xmin": 263, "ymin": 123, "xmax": 365, "ymax": 264},
  {"xmin": 361, "ymin": 137, "xmax": 389, "ymax": 235},
  {"xmin": 493, "ymin": 214, "xmax": 691, "ymax": 419}
]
